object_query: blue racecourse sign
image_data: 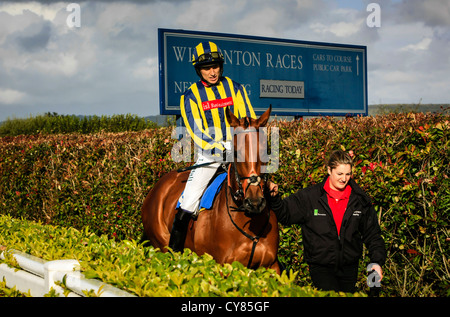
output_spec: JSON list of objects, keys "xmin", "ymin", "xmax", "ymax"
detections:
[{"xmin": 158, "ymin": 28, "xmax": 367, "ymax": 116}]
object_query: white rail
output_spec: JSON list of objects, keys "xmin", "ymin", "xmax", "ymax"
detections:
[{"xmin": 0, "ymin": 248, "xmax": 136, "ymax": 297}]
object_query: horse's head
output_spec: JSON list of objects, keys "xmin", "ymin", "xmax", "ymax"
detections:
[{"xmin": 225, "ymin": 106, "xmax": 272, "ymax": 216}]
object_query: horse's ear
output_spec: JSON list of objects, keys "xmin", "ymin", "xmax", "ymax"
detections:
[
  {"xmin": 226, "ymin": 107, "xmax": 240, "ymax": 127},
  {"xmin": 256, "ymin": 105, "xmax": 272, "ymax": 128}
]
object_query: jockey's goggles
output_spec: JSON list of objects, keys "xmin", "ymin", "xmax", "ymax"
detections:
[{"xmin": 194, "ymin": 52, "xmax": 224, "ymax": 65}]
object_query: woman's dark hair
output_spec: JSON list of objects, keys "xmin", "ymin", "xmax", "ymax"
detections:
[{"xmin": 327, "ymin": 150, "xmax": 353, "ymax": 170}]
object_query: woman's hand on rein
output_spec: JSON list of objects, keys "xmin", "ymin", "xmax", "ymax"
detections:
[{"xmin": 267, "ymin": 181, "xmax": 279, "ymax": 197}]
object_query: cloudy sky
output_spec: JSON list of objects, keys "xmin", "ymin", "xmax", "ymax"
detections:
[{"xmin": 0, "ymin": 0, "xmax": 449, "ymax": 121}]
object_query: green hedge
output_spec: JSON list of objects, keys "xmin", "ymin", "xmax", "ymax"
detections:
[
  {"xmin": 0, "ymin": 215, "xmax": 354, "ymax": 297},
  {"xmin": 0, "ymin": 113, "xmax": 158, "ymax": 137},
  {"xmin": 0, "ymin": 111, "xmax": 449, "ymax": 296},
  {"xmin": 0, "ymin": 128, "xmax": 175, "ymax": 239}
]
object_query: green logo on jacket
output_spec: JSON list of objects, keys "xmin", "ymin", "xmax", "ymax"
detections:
[{"xmin": 313, "ymin": 209, "xmax": 326, "ymax": 216}]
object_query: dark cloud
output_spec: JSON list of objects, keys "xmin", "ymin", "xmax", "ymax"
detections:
[
  {"xmin": 0, "ymin": 0, "xmax": 448, "ymax": 121},
  {"xmin": 389, "ymin": 0, "xmax": 450, "ymax": 27},
  {"xmin": 16, "ymin": 21, "xmax": 52, "ymax": 51}
]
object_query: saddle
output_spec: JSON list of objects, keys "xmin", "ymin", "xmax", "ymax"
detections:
[{"xmin": 176, "ymin": 171, "xmax": 227, "ymax": 213}]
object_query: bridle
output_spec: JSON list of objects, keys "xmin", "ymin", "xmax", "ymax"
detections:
[
  {"xmin": 227, "ymin": 162, "xmax": 270, "ymax": 204},
  {"xmin": 224, "ymin": 127, "xmax": 271, "ymax": 268},
  {"xmin": 226, "ymin": 127, "xmax": 270, "ymax": 204}
]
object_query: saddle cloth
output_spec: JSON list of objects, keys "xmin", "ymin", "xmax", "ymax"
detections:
[{"xmin": 176, "ymin": 172, "xmax": 227, "ymax": 211}]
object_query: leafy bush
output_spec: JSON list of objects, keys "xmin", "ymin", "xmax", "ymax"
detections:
[
  {"xmin": 0, "ymin": 128, "xmax": 180, "ymax": 240},
  {"xmin": 0, "ymin": 215, "xmax": 353, "ymax": 297},
  {"xmin": 0, "ymin": 111, "xmax": 449, "ymax": 296},
  {"xmin": 0, "ymin": 113, "xmax": 158, "ymax": 137},
  {"xmin": 0, "ymin": 279, "xmax": 28, "ymax": 297}
]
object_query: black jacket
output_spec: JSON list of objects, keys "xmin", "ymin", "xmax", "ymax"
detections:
[{"xmin": 271, "ymin": 177, "xmax": 386, "ymax": 268}]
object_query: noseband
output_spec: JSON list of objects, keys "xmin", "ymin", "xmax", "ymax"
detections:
[
  {"xmin": 227, "ymin": 127, "xmax": 270, "ymax": 202},
  {"xmin": 228, "ymin": 162, "xmax": 269, "ymax": 203}
]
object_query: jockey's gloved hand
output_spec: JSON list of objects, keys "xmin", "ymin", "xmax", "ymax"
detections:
[{"xmin": 221, "ymin": 141, "xmax": 233, "ymax": 163}]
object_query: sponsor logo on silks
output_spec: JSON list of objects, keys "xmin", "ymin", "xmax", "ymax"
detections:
[
  {"xmin": 352, "ymin": 210, "xmax": 362, "ymax": 217},
  {"xmin": 313, "ymin": 209, "xmax": 326, "ymax": 216},
  {"xmin": 202, "ymin": 97, "xmax": 233, "ymax": 111}
]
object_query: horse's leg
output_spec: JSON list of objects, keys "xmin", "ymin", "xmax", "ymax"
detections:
[{"xmin": 270, "ymin": 260, "xmax": 281, "ymax": 275}]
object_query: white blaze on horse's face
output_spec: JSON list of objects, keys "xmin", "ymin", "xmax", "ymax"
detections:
[
  {"xmin": 234, "ymin": 127, "xmax": 259, "ymax": 164},
  {"xmin": 231, "ymin": 126, "xmax": 278, "ymax": 174}
]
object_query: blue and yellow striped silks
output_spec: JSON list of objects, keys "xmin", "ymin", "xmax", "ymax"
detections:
[{"xmin": 180, "ymin": 76, "xmax": 256, "ymax": 152}]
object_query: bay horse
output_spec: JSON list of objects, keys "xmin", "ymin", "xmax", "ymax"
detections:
[{"xmin": 141, "ymin": 106, "xmax": 280, "ymax": 273}]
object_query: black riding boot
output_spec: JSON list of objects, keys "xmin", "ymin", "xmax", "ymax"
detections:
[{"xmin": 168, "ymin": 208, "xmax": 192, "ymax": 252}]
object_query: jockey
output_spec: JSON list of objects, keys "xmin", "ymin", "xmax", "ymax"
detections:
[{"xmin": 169, "ymin": 41, "xmax": 256, "ymax": 252}]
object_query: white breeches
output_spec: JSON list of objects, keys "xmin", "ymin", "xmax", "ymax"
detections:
[{"xmin": 178, "ymin": 142, "xmax": 230, "ymax": 213}]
